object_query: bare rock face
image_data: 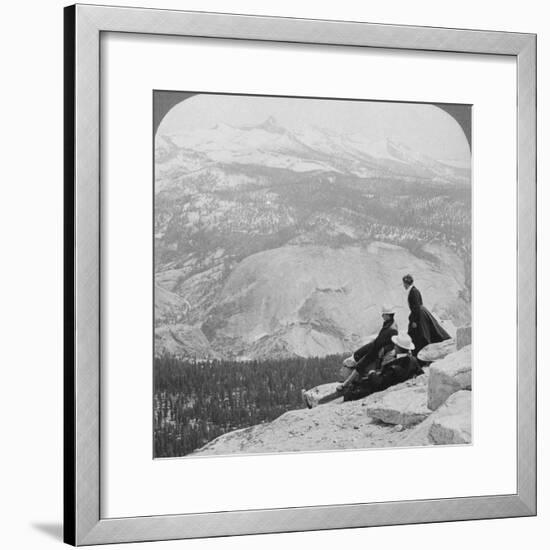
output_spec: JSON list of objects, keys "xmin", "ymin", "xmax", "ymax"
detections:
[
  {"xmin": 200, "ymin": 243, "xmax": 469, "ymax": 360},
  {"xmin": 429, "ymin": 391, "xmax": 472, "ymax": 444},
  {"xmin": 366, "ymin": 384, "xmax": 431, "ymax": 427},
  {"xmin": 417, "ymin": 338, "xmax": 457, "ymax": 363},
  {"xmin": 456, "ymin": 326, "xmax": 472, "ymax": 350},
  {"xmin": 427, "ymin": 345, "xmax": 471, "ymax": 410},
  {"xmin": 155, "ymin": 284, "xmax": 191, "ymax": 324},
  {"xmin": 154, "ymin": 324, "xmax": 219, "ymax": 360}
]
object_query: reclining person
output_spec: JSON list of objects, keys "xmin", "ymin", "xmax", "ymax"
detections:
[
  {"xmin": 302, "ymin": 306, "xmax": 400, "ymax": 408},
  {"xmin": 339, "ymin": 332, "xmax": 422, "ymax": 402}
]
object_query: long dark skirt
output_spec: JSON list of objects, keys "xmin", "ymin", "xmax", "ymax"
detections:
[
  {"xmin": 342, "ymin": 363, "xmax": 419, "ymax": 402},
  {"xmin": 408, "ymin": 306, "xmax": 451, "ymax": 355}
]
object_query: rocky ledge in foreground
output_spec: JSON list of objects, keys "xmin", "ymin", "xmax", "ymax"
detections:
[
  {"xmin": 192, "ymin": 379, "xmax": 421, "ymax": 456},
  {"xmin": 192, "ymin": 341, "xmax": 472, "ymax": 457}
]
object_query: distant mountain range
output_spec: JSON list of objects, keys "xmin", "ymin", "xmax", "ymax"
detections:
[
  {"xmin": 156, "ymin": 116, "xmax": 470, "ymax": 187},
  {"xmin": 154, "ymin": 117, "xmax": 471, "ymax": 360}
]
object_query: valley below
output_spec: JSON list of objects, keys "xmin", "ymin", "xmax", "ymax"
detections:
[
  {"xmin": 153, "ymin": 99, "xmax": 472, "ymax": 457},
  {"xmin": 155, "ymin": 116, "xmax": 471, "ymax": 361}
]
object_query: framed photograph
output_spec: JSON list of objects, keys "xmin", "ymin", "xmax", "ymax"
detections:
[{"xmin": 64, "ymin": 3, "xmax": 536, "ymax": 545}]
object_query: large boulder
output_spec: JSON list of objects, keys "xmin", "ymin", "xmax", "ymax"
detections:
[
  {"xmin": 401, "ymin": 389, "xmax": 471, "ymax": 446},
  {"xmin": 429, "ymin": 391, "xmax": 471, "ymax": 444},
  {"xmin": 456, "ymin": 326, "xmax": 472, "ymax": 350},
  {"xmin": 427, "ymin": 345, "xmax": 471, "ymax": 410},
  {"xmin": 366, "ymin": 384, "xmax": 431, "ymax": 427},
  {"xmin": 417, "ymin": 338, "xmax": 456, "ymax": 363}
]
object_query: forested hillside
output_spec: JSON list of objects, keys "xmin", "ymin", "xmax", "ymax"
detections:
[{"xmin": 154, "ymin": 353, "xmax": 343, "ymax": 457}]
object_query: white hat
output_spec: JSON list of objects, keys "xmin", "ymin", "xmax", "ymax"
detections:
[
  {"xmin": 381, "ymin": 304, "xmax": 395, "ymax": 315},
  {"xmin": 391, "ymin": 332, "xmax": 415, "ymax": 351}
]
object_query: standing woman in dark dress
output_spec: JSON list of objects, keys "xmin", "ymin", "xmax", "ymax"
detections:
[{"xmin": 402, "ymin": 274, "xmax": 451, "ymax": 355}]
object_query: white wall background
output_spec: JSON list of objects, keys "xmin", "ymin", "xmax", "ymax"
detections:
[{"xmin": 0, "ymin": 0, "xmax": 546, "ymax": 548}]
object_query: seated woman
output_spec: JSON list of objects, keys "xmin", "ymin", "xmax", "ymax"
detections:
[
  {"xmin": 339, "ymin": 332, "xmax": 423, "ymax": 402},
  {"xmin": 340, "ymin": 304, "xmax": 398, "ymax": 386},
  {"xmin": 402, "ymin": 273, "xmax": 451, "ymax": 356}
]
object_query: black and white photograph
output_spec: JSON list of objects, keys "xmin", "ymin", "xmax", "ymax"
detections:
[
  {"xmin": 153, "ymin": 92, "xmax": 472, "ymax": 458},
  {"xmin": 2, "ymin": 0, "xmax": 543, "ymax": 548}
]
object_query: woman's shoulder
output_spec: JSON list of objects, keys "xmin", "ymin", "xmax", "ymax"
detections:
[{"xmin": 410, "ymin": 286, "xmax": 422, "ymax": 298}]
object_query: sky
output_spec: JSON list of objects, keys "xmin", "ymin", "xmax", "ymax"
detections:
[{"xmin": 158, "ymin": 93, "xmax": 471, "ymax": 163}]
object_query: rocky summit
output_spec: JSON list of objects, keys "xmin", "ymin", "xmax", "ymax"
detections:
[
  {"xmin": 192, "ymin": 344, "xmax": 471, "ymax": 456},
  {"xmin": 155, "ymin": 114, "xmax": 471, "ymax": 360}
]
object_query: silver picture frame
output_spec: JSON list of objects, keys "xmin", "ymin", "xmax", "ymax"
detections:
[{"xmin": 64, "ymin": 3, "xmax": 536, "ymax": 545}]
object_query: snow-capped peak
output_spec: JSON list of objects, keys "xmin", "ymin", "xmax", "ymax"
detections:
[
  {"xmin": 157, "ymin": 119, "xmax": 469, "ymax": 184},
  {"xmin": 238, "ymin": 116, "xmax": 287, "ymax": 135}
]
